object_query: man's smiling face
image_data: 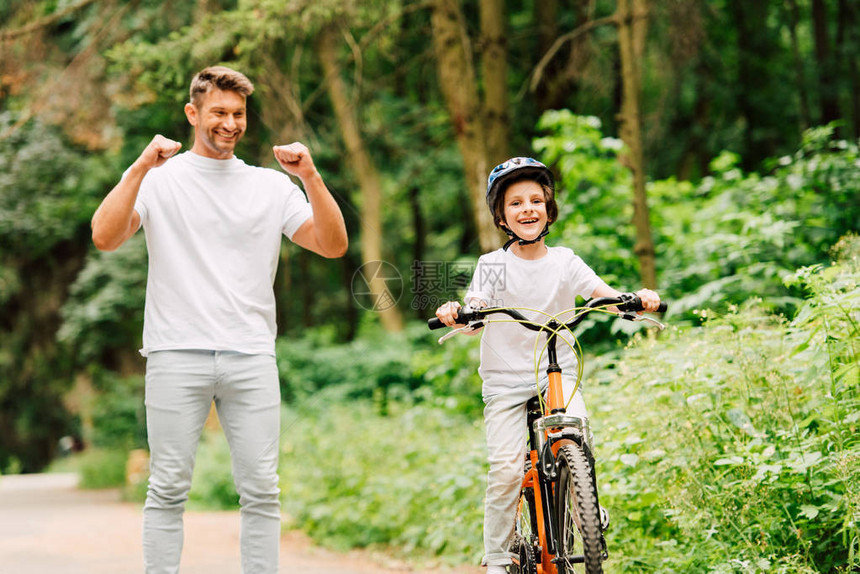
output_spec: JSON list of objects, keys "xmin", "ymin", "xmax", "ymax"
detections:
[{"xmin": 185, "ymin": 88, "xmax": 247, "ymax": 159}]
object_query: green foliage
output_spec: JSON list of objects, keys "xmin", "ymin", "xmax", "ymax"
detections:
[
  {"xmin": 275, "ymin": 325, "xmax": 419, "ymax": 405},
  {"xmin": 409, "ymin": 325, "xmax": 484, "ymax": 416},
  {"xmin": 654, "ymin": 125, "xmax": 859, "ymax": 317},
  {"xmin": 87, "ymin": 372, "xmax": 147, "ymax": 451},
  {"xmin": 0, "ymin": 113, "xmax": 116, "ymax": 472},
  {"xmin": 536, "ymin": 114, "xmax": 860, "ymax": 321},
  {"xmin": 76, "ymin": 448, "xmax": 129, "ymax": 490},
  {"xmin": 59, "ymin": 235, "xmax": 147, "ymax": 366},
  {"xmin": 0, "ymin": 113, "xmax": 112, "ymax": 257},
  {"xmin": 275, "ymin": 322, "xmax": 483, "ymax": 415},
  {"xmin": 534, "ymin": 111, "xmax": 636, "ymax": 288},
  {"xmin": 188, "ymin": 430, "xmax": 240, "ymax": 511},
  {"xmin": 278, "ymin": 401, "xmax": 485, "ymax": 563},
  {"xmin": 592, "ymin": 239, "xmax": 859, "ymax": 572}
]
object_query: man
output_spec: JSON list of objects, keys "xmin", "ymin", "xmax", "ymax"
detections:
[{"xmin": 91, "ymin": 65, "xmax": 348, "ymax": 574}]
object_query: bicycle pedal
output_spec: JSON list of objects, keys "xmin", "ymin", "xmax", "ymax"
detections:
[{"xmin": 600, "ymin": 505, "xmax": 610, "ymax": 531}]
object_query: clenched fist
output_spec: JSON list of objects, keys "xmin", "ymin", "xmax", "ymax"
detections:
[
  {"xmin": 135, "ymin": 135, "xmax": 182, "ymax": 171},
  {"xmin": 273, "ymin": 142, "xmax": 318, "ymax": 181}
]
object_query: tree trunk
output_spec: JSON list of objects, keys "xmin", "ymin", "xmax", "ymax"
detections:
[
  {"xmin": 409, "ymin": 185, "xmax": 429, "ymax": 319},
  {"xmin": 837, "ymin": 0, "xmax": 860, "ymax": 138},
  {"xmin": 616, "ymin": 0, "xmax": 658, "ymax": 290},
  {"xmin": 534, "ymin": 0, "xmax": 593, "ymax": 113},
  {"xmin": 479, "ymin": 0, "xmax": 509, "ymax": 166},
  {"xmin": 676, "ymin": 61, "xmax": 713, "ymax": 181},
  {"xmin": 430, "ymin": 0, "xmax": 499, "ymax": 253},
  {"xmin": 785, "ymin": 0, "xmax": 812, "ymax": 132},
  {"xmin": 318, "ymin": 24, "xmax": 404, "ymax": 332},
  {"xmin": 535, "ymin": 0, "xmax": 560, "ymax": 111},
  {"xmin": 812, "ymin": 0, "xmax": 841, "ymax": 128}
]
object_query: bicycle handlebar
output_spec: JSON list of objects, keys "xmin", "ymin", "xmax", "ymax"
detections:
[{"xmin": 427, "ymin": 293, "xmax": 667, "ymax": 331}]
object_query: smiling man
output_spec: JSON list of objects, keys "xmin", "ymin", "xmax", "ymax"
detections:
[{"xmin": 91, "ymin": 66, "xmax": 347, "ymax": 574}]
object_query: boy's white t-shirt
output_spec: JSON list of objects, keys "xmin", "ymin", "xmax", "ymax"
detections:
[
  {"xmin": 133, "ymin": 152, "xmax": 313, "ymax": 357},
  {"xmin": 464, "ymin": 246, "xmax": 608, "ymax": 397}
]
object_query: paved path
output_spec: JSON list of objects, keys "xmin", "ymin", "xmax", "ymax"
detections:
[{"xmin": 0, "ymin": 473, "xmax": 480, "ymax": 574}]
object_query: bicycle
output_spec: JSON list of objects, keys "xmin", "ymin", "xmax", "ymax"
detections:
[{"xmin": 428, "ymin": 293, "xmax": 667, "ymax": 574}]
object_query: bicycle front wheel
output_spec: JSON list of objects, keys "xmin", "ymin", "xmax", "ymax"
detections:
[{"xmin": 555, "ymin": 444, "xmax": 604, "ymax": 574}]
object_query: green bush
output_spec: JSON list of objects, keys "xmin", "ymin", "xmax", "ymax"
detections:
[
  {"xmin": 278, "ymin": 400, "xmax": 486, "ymax": 564},
  {"xmin": 536, "ymin": 113, "xmax": 860, "ymax": 322},
  {"xmin": 275, "ymin": 325, "xmax": 421, "ymax": 404},
  {"xmin": 88, "ymin": 372, "xmax": 147, "ymax": 451},
  {"xmin": 77, "ymin": 448, "xmax": 129, "ymax": 490},
  {"xmin": 276, "ymin": 322, "xmax": 484, "ymax": 417},
  {"xmin": 188, "ymin": 430, "xmax": 240, "ymax": 511},
  {"xmin": 591, "ymin": 236, "xmax": 859, "ymax": 573}
]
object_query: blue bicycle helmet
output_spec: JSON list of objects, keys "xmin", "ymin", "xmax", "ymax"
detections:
[
  {"xmin": 486, "ymin": 157, "xmax": 556, "ymax": 250},
  {"xmin": 486, "ymin": 157, "xmax": 554, "ymax": 215}
]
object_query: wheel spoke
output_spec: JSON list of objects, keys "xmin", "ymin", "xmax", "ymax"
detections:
[{"xmin": 512, "ymin": 482, "xmax": 538, "ymax": 574}]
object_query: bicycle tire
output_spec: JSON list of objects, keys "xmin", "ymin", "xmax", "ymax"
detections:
[{"xmin": 555, "ymin": 444, "xmax": 604, "ymax": 574}]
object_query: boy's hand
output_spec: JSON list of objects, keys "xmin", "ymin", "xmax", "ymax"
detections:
[
  {"xmin": 435, "ymin": 301, "xmax": 464, "ymax": 327},
  {"xmin": 635, "ymin": 288, "xmax": 661, "ymax": 312}
]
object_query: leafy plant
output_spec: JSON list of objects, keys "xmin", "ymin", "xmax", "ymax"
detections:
[
  {"xmin": 591, "ymin": 236, "xmax": 859, "ymax": 573},
  {"xmin": 278, "ymin": 400, "xmax": 486, "ymax": 564},
  {"xmin": 536, "ymin": 113, "xmax": 860, "ymax": 325}
]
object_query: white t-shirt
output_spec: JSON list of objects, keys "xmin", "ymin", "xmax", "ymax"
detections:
[
  {"xmin": 464, "ymin": 246, "xmax": 607, "ymax": 397},
  {"xmin": 133, "ymin": 152, "xmax": 313, "ymax": 356}
]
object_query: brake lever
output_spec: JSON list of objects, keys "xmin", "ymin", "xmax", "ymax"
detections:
[
  {"xmin": 619, "ymin": 313, "xmax": 666, "ymax": 331},
  {"xmin": 437, "ymin": 322, "xmax": 484, "ymax": 344}
]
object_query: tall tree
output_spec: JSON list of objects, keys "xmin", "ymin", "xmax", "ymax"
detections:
[
  {"xmin": 812, "ymin": 0, "xmax": 842, "ymax": 129},
  {"xmin": 430, "ymin": 0, "xmax": 498, "ymax": 252},
  {"xmin": 785, "ymin": 0, "xmax": 813, "ymax": 132},
  {"xmin": 479, "ymin": 0, "xmax": 509, "ymax": 166},
  {"xmin": 318, "ymin": 23, "xmax": 404, "ymax": 332},
  {"xmin": 837, "ymin": 0, "xmax": 860, "ymax": 137},
  {"xmin": 533, "ymin": 0, "xmax": 593, "ymax": 114},
  {"xmin": 616, "ymin": 0, "xmax": 658, "ymax": 289}
]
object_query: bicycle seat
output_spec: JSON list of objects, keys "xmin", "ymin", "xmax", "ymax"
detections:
[{"xmin": 526, "ymin": 396, "xmax": 542, "ymax": 413}]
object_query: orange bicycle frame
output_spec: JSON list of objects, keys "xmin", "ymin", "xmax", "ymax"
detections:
[{"xmin": 522, "ymin": 327, "xmax": 578, "ymax": 574}]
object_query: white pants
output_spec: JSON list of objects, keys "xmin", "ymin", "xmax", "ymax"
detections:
[
  {"xmin": 142, "ymin": 350, "xmax": 282, "ymax": 574},
  {"xmin": 482, "ymin": 379, "xmax": 588, "ymax": 567}
]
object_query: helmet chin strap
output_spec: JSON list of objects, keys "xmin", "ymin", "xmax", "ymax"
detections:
[{"xmin": 502, "ymin": 225, "xmax": 550, "ymax": 251}]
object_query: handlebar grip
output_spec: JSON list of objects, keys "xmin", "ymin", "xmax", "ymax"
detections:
[
  {"xmin": 617, "ymin": 293, "xmax": 669, "ymax": 313},
  {"xmin": 428, "ymin": 308, "xmax": 471, "ymax": 330}
]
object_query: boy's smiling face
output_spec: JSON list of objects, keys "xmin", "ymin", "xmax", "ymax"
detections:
[{"xmin": 501, "ymin": 179, "xmax": 550, "ymax": 241}]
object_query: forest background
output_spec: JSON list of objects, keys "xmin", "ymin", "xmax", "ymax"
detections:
[{"xmin": 0, "ymin": 0, "xmax": 858, "ymax": 572}]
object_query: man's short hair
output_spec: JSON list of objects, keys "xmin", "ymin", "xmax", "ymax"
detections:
[{"xmin": 189, "ymin": 66, "xmax": 254, "ymax": 107}]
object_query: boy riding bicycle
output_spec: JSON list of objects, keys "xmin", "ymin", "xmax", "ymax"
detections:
[{"xmin": 434, "ymin": 157, "xmax": 660, "ymax": 573}]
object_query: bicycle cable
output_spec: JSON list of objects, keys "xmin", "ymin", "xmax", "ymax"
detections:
[{"xmin": 477, "ymin": 303, "xmax": 619, "ymax": 414}]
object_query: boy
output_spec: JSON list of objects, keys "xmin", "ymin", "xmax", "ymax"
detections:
[{"xmin": 435, "ymin": 157, "xmax": 659, "ymax": 573}]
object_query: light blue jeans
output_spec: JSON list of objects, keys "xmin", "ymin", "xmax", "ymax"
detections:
[
  {"xmin": 143, "ymin": 350, "xmax": 281, "ymax": 574},
  {"xmin": 482, "ymin": 378, "xmax": 588, "ymax": 567}
]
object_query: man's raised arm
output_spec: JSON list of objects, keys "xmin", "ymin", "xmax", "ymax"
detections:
[
  {"xmin": 273, "ymin": 142, "xmax": 348, "ymax": 258},
  {"xmin": 92, "ymin": 135, "xmax": 181, "ymax": 251}
]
